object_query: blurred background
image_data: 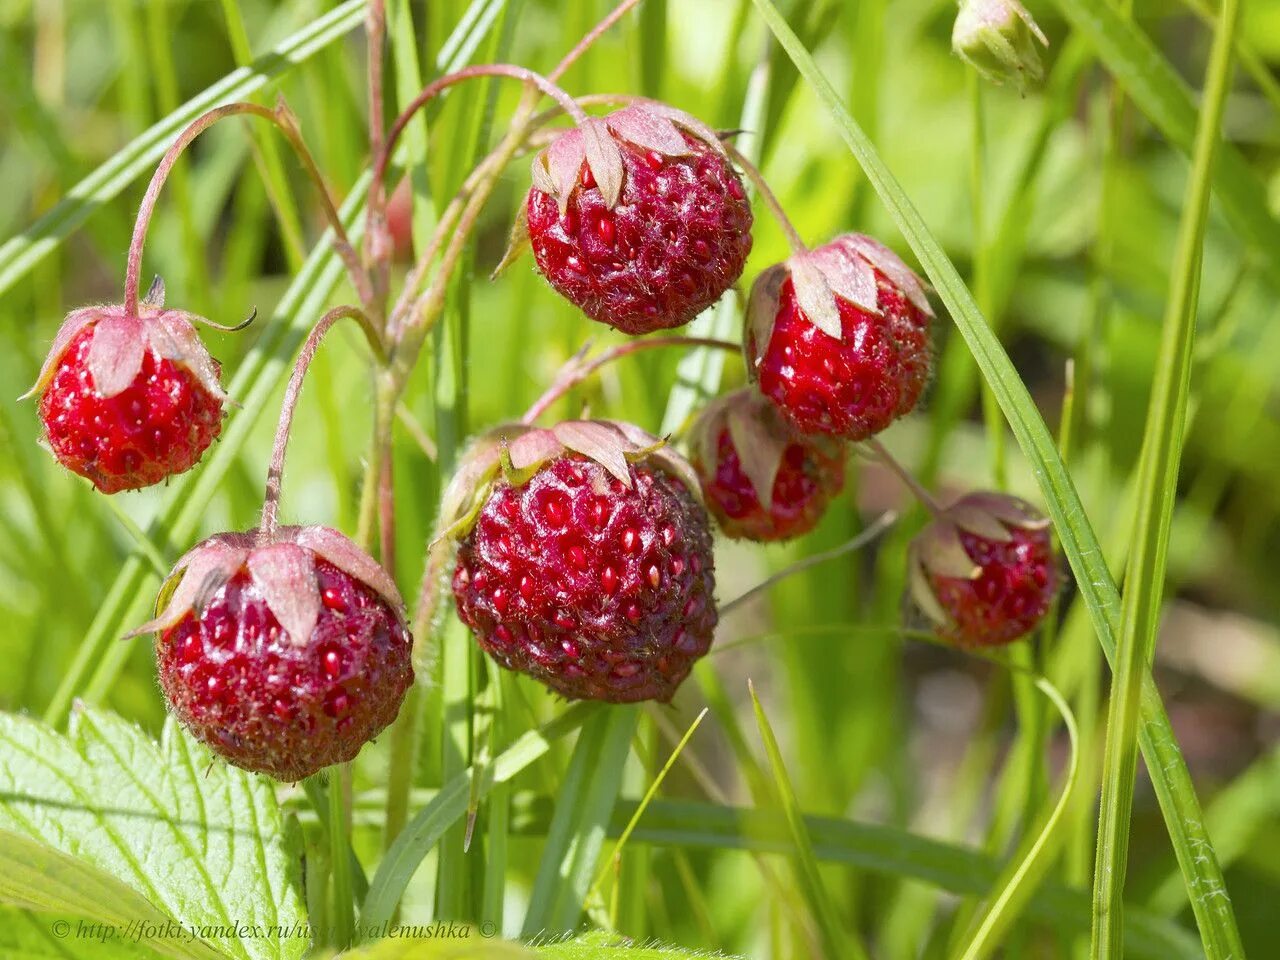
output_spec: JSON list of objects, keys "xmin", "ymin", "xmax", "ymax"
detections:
[{"xmin": 1, "ymin": 0, "xmax": 1278, "ymax": 956}]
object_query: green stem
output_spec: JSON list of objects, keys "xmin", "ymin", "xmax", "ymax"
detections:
[
  {"xmin": 328, "ymin": 764, "xmax": 355, "ymax": 947},
  {"xmin": 1091, "ymin": 0, "xmax": 1241, "ymax": 955}
]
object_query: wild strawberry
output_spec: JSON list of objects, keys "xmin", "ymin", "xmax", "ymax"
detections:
[
  {"xmin": 521, "ymin": 102, "xmax": 753, "ymax": 334},
  {"xmin": 908, "ymin": 492, "xmax": 1057, "ymax": 647},
  {"xmin": 445, "ymin": 420, "xmax": 717, "ymax": 702},
  {"xmin": 690, "ymin": 388, "xmax": 846, "ymax": 541},
  {"xmin": 745, "ymin": 233, "xmax": 934, "ymax": 441},
  {"xmin": 132, "ymin": 526, "xmax": 413, "ymax": 781},
  {"xmin": 23, "ymin": 291, "xmax": 227, "ymax": 494}
]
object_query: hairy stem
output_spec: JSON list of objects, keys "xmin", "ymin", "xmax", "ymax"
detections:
[
  {"xmin": 259, "ymin": 305, "xmax": 383, "ymax": 543},
  {"xmin": 864, "ymin": 436, "xmax": 945, "ymax": 517},
  {"xmin": 521, "ymin": 337, "xmax": 742, "ymax": 425},
  {"xmin": 371, "ymin": 64, "xmax": 588, "ymax": 220},
  {"xmin": 722, "ymin": 142, "xmax": 806, "ymax": 254},
  {"xmin": 124, "ymin": 100, "xmax": 370, "ymax": 315}
]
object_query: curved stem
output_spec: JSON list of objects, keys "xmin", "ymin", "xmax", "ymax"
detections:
[
  {"xmin": 124, "ymin": 100, "xmax": 370, "ymax": 315},
  {"xmin": 548, "ymin": 0, "xmax": 642, "ymax": 82},
  {"xmin": 717, "ymin": 511, "xmax": 897, "ymax": 618},
  {"xmin": 722, "ymin": 141, "xmax": 806, "ymax": 254},
  {"xmin": 364, "ymin": 0, "xmax": 390, "ymax": 313},
  {"xmin": 259, "ymin": 305, "xmax": 383, "ymax": 543},
  {"xmin": 863, "ymin": 436, "xmax": 945, "ymax": 518},
  {"xmin": 372, "ymin": 64, "xmax": 588, "ymax": 223},
  {"xmin": 521, "ymin": 337, "xmax": 742, "ymax": 425}
]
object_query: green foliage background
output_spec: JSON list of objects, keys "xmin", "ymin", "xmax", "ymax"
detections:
[{"xmin": 1, "ymin": 0, "xmax": 1278, "ymax": 958}]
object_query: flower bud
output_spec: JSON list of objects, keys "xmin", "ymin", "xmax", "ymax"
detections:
[{"xmin": 951, "ymin": 0, "xmax": 1048, "ymax": 93}]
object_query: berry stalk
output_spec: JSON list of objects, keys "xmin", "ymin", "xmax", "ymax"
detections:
[
  {"xmin": 721, "ymin": 141, "xmax": 807, "ymax": 254},
  {"xmin": 864, "ymin": 435, "xmax": 945, "ymax": 517},
  {"xmin": 716, "ymin": 510, "xmax": 897, "ymax": 617},
  {"xmin": 124, "ymin": 100, "xmax": 370, "ymax": 316},
  {"xmin": 259, "ymin": 305, "xmax": 384, "ymax": 543},
  {"xmin": 520, "ymin": 336, "xmax": 742, "ymax": 425}
]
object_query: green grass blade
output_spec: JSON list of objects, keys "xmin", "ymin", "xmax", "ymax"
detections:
[
  {"xmin": 0, "ymin": 0, "xmax": 365, "ymax": 302},
  {"xmin": 558, "ymin": 799, "xmax": 1202, "ymax": 960},
  {"xmin": 953, "ymin": 676, "xmax": 1079, "ymax": 960},
  {"xmin": 746, "ymin": 5, "xmax": 1242, "ymax": 957},
  {"xmin": 750, "ymin": 682, "xmax": 868, "ymax": 960},
  {"xmin": 1092, "ymin": 1, "xmax": 1242, "ymax": 957},
  {"xmin": 521, "ymin": 706, "xmax": 639, "ymax": 937},
  {"xmin": 1048, "ymin": 0, "xmax": 1280, "ymax": 276},
  {"xmin": 361, "ymin": 702, "xmax": 601, "ymax": 934}
]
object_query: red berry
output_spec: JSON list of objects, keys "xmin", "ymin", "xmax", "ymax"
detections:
[
  {"xmin": 909, "ymin": 492, "xmax": 1057, "ymax": 647},
  {"xmin": 690, "ymin": 388, "xmax": 846, "ymax": 542},
  {"xmin": 524, "ymin": 104, "xmax": 753, "ymax": 334},
  {"xmin": 447, "ymin": 421, "xmax": 717, "ymax": 702},
  {"xmin": 136, "ymin": 526, "xmax": 413, "ymax": 781},
  {"xmin": 26, "ymin": 303, "xmax": 227, "ymax": 493},
  {"xmin": 745, "ymin": 234, "xmax": 934, "ymax": 440}
]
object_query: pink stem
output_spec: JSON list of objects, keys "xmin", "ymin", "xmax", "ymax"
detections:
[
  {"xmin": 371, "ymin": 64, "xmax": 589, "ymax": 225},
  {"xmin": 721, "ymin": 142, "xmax": 807, "ymax": 255},
  {"xmin": 520, "ymin": 337, "xmax": 743, "ymax": 425},
  {"xmin": 124, "ymin": 101, "xmax": 369, "ymax": 316},
  {"xmin": 864, "ymin": 436, "xmax": 945, "ymax": 517},
  {"xmin": 548, "ymin": 0, "xmax": 643, "ymax": 82},
  {"xmin": 259, "ymin": 305, "xmax": 384, "ymax": 543},
  {"xmin": 717, "ymin": 511, "xmax": 898, "ymax": 617}
]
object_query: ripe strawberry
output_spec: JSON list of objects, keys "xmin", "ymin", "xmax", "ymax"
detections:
[
  {"xmin": 745, "ymin": 233, "xmax": 934, "ymax": 441},
  {"xmin": 24, "ymin": 295, "xmax": 226, "ymax": 493},
  {"xmin": 133, "ymin": 526, "xmax": 413, "ymax": 781},
  {"xmin": 446, "ymin": 420, "xmax": 717, "ymax": 702},
  {"xmin": 690, "ymin": 388, "xmax": 846, "ymax": 541},
  {"xmin": 521, "ymin": 102, "xmax": 753, "ymax": 334},
  {"xmin": 908, "ymin": 492, "xmax": 1057, "ymax": 647}
]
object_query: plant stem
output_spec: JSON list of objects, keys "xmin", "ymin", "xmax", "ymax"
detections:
[
  {"xmin": 520, "ymin": 336, "xmax": 742, "ymax": 425},
  {"xmin": 329, "ymin": 763, "xmax": 355, "ymax": 948},
  {"xmin": 124, "ymin": 100, "xmax": 369, "ymax": 315},
  {"xmin": 864, "ymin": 436, "xmax": 944, "ymax": 517},
  {"xmin": 259, "ymin": 305, "xmax": 383, "ymax": 543},
  {"xmin": 1091, "ymin": 0, "xmax": 1240, "ymax": 954},
  {"xmin": 548, "ymin": 0, "xmax": 642, "ymax": 82},
  {"xmin": 722, "ymin": 141, "xmax": 806, "ymax": 254},
  {"xmin": 371, "ymin": 63, "xmax": 588, "ymax": 218},
  {"xmin": 717, "ymin": 511, "xmax": 897, "ymax": 618},
  {"xmin": 364, "ymin": 0, "xmax": 390, "ymax": 313}
]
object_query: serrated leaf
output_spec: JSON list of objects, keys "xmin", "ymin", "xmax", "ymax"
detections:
[
  {"xmin": 0, "ymin": 905, "xmax": 167, "ymax": 960},
  {"xmin": 0, "ymin": 707, "xmax": 307, "ymax": 960}
]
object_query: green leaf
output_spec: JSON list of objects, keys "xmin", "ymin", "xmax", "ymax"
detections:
[
  {"xmin": 337, "ymin": 930, "xmax": 736, "ymax": 958},
  {"xmin": 746, "ymin": 3, "xmax": 1241, "ymax": 957},
  {"xmin": 0, "ymin": 707, "xmax": 306, "ymax": 960},
  {"xmin": 361, "ymin": 703, "xmax": 602, "ymax": 934},
  {"xmin": 1092, "ymin": 1, "xmax": 1243, "ymax": 957},
  {"xmin": 0, "ymin": 905, "xmax": 168, "ymax": 960},
  {"xmin": 521, "ymin": 706, "xmax": 638, "ymax": 937},
  {"xmin": 951, "ymin": 676, "xmax": 1080, "ymax": 960},
  {"xmin": 0, "ymin": 0, "xmax": 366, "ymax": 301},
  {"xmin": 749, "ymin": 683, "xmax": 867, "ymax": 960}
]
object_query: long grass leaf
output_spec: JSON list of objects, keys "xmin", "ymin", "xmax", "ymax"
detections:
[
  {"xmin": 746, "ymin": 3, "xmax": 1243, "ymax": 957},
  {"xmin": 1092, "ymin": 1, "xmax": 1242, "ymax": 957}
]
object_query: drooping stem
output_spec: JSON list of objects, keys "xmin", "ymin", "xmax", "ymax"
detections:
[
  {"xmin": 259, "ymin": 305, "xmax": 384, "ymax": 543},
  {"xmin": 124, "ymin": 100, "xmax": 370, "ymax": 315},
  {"xmin": 722, "ymin": 141, "xmax": 806, "ymax": 255},
  {"xmin": 717, "ymin": 511, "xmax": 897, "ymax": 617},
  {"xmin": 521, "ymin": 337, "xmax": 743, "ymax": 425},
  {"xmin": 371, "ymin": 64, "xmax": 589, "ymax": 222},
  {"xmin": 864, "ymin": 436, "xmax": 945, "ymax": 518},
  {"xmin": 548, "ymin": 0, "xmax": 642, "ymax": 82}
]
